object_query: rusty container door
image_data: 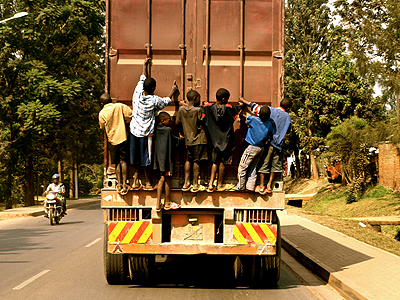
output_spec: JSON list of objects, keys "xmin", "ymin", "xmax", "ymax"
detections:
[
  {"xmin": 105, "ymin": 0, "xmax": 284, "ymax": 181},
  {"xmin": 106, "ymin": 0, "xmax": 284, "ymax": 106}
]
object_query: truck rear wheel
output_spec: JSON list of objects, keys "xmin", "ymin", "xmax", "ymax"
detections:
[
  {"xmin": 104, "ymin": 224, "xmax": 130, "ymax": 285},
  {"xmin": 257, "ymin": 216, "xmax": 281, "ymax": 287},
  {"xmin": 233, "ymin": 255, "xmax": 253, "ymax": 286},
  {"xmin": 234, "ymin": 216, "xmax": 281, "ymax": 287},
  {"xmin": 128, "ymin": 255, "xmax": 153, "ymax": 285}
]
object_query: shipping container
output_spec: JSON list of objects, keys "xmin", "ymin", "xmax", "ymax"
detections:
[{"xmin": 102, "ymin": 0, "xmax": 285, "ymax": 287}]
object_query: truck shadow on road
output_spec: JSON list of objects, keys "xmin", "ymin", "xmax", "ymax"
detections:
[
  {"xmin": 124, "ymin": 255, "xmax": 300, "ymax": 290},
  {"xmin": 281, "ymin": 224, "xmax": 373, "ymax": 278}
]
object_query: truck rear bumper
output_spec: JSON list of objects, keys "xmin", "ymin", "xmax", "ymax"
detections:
[{"xmin": 108, "ymin": 242, "xmax": 277, "ymax": 256}]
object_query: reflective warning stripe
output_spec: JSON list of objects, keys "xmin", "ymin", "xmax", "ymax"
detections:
[
  {"xmin": 233, "ymin": 225, "xmax": 247, "ymax": 244},
  {"xmin": 233, "ymin": 223, "xmax": 277, "ymax": 245},
  {"xmin": 108, "ymin": 221, "xmax": 153, "ymax": 244},
  {"xmin": 259, "ymin": 223, "xmax": 276, "ymax": 245}
]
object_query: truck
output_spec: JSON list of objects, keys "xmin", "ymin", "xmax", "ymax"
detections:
[{"xmin": 102, "ymin": 0, "xmax": 285, "ymax": 287}]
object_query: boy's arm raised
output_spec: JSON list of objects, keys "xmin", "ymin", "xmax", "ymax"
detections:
[
  {"xmin": 167, "ymin": 80, "xmax": 178, "ymax": 98},
  {"xmin": 239, "ymin": 97, "xmax": 250, "ymax": 106},
  {"xmin": 142, "ymin": 58, "xmax": 151, "ymax": 77}
]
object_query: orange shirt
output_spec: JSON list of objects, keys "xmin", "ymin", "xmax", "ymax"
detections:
[{"xmin": 99, "ymin": 103, "xmax": 132, "ymax": 145}]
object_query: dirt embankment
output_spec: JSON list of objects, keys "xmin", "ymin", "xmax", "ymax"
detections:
[{"xmin": 284, "ymin": 178, "xmax": 329, "ymax": 195}]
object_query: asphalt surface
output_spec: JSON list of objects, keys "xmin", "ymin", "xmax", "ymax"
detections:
[{"xmin": 0, "ymin": 203, "xmax": 342, "ymax": 300}]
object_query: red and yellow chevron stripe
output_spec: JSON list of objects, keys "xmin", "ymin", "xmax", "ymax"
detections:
[
  {"xmin": 108, "ymin": 221, "xmax": 153, "ymax": 244},
  {"xmin": 233, "ymin": 223, "xmax": 277, "ymax": 245}
]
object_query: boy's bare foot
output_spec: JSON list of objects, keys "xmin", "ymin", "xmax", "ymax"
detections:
[
  {"xmin": 121, "ymin": 184, "xmax": 130, "ymax": 195},
  {"xmin": 207, "ymin": 185, "xmax": 216, "ymax": 192},
  {"xmin": 181, "ymin": 183, "xmax": 192, "ymax": 191},
  {"xmin": 164, "ymin": 202, "xmax": 181, "ymax": 210},
  {"xmin": 216, "ymin": 183, "xmax": 235, "ymax": 191},
  {"xmin": 156, "ymin": 203, "xmax": 163, "ymax": 211},
  {"xmin": 132, "ymin": 179, "xmax": 142, "ymax": 190}
]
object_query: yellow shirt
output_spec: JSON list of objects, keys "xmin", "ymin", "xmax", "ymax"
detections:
[{"xmin": 99, "ymin": 103, "xmax": 132, "ymax": 145}]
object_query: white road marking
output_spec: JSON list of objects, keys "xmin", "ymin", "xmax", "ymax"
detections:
[
  {"xmin": 84, "ymin": 237, "xmax": 101, "ymax": 248},
  {"xmin": 13, "ymin": 270, "xmax": 50, "ymax": 290}
]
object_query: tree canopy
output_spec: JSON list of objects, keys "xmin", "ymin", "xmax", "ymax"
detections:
[
  {"xmin": 285, "ymin": 0, "xmax": 385, "ymax": 179},
  {"xmin": 0, "ymin": 0, "xmax": 105, "ymax": 208},
  {"xmin": 334, "ymin": 0, "xmax": 400, "ymax": 121}
]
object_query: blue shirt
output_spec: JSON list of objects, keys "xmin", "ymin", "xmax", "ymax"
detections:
[
  {"xmin": 249, "ymin": 103, "xmax": 291, "ymax": 150},
  {"xmin": 245, "ymin": 115, "xmax": 276, "ymax": 148}
]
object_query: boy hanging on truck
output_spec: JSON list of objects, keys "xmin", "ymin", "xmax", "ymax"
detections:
[
  {"xmin": 240, "ymin": 97, "xmax": 292, "ymax": 194},
  {"xmin": 99, "ymin": 92, "xmax": 132, "ymax": 195},
  {"xmin": 176, "ymin": 90, "xmax": 208, "ymax": 193},
  {"xmin": 153, "ymin": 112, "xmax": 182, "ymax": 210},
  {"xmin": 201, "ymin": 88, "xmax": 241, "ymax": 192},
  {"xmin": 235, "ymin": 104, "xmax": 276, "ymax": 191},
  {"xmin": 129, "ymin": 58, "xmax": 178, "ymax": 190}
]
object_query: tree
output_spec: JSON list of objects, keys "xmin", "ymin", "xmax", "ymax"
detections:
[
  {"xmin": 285, "ymin": 0, "xmax": 384, "ymax": 179},
  {"xmin": 326, "ymin": 117, "xmax": 393, "ymax": 202},
  {"xmin": 334, "ymin": 0, "xmax": 400, "ymax": 122},
  {"xmin": 0, "ymin": 0, "xmax": 105, "ymax": 207}
]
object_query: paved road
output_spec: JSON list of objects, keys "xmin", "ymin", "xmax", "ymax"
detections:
[{"xmin": 0, "ymin": 203, "xmax": 340, "ymax": 300}]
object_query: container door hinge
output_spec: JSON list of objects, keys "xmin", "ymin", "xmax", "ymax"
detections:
[{"xmin": 273, "ymin": 51, "xmax": 283, "ymax": 59}]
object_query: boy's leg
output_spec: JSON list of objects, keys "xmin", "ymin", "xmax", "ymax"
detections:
[
  {"xmin": 259, "ymin": 146, "xmax": 274, "ymax": 192},
  {"xmin": 165, "ymin": 176, "xmax": 172, "ymax": 205},
  {"xmin": 192, "ymin": 161, "xmax": 200, "ymax": 190},
  {"xmin": 209, "ymin": 163, "xmax": 218, "ymax": 190},
  {"xmin": 259, "ymin": 173, "xmax": 265, "ymax": 191},
  {"xmin": 183, "ymin": 160, "xmax": 191, "ymax": 189},
  {"xmin": 120, "ymin": 160, "xmax": 128, "ymax": 189},
  {"xmin": 217, "ymin": 162, "xmax": 226, "ymax": 189},
  {"xmin": 119, "ymin": 141, "xmax": 129, "ymax": 191},
  {"xmin": 244, "ymin": 146, "xmax": 264, "ymax": 191},
  {"xmin": 238, "ymin": 146, "xmax": 262, "ymax": 190},
  {"xmin": 156, "ymin": 175, "xmax": 165, "ymax": 210},
  {"xmin": 132, "ymin": 166, "xmax": 140, "ymax": 188},
  {"xmin": 137, "ymin": 135, "xmax": 153, "ymax": 189},
  {"xmin": 143, "ymin": 166, "xmax": 152, "ymax": 189},
  {"xmin": 129, "ymin": 134, "xmax": 141, "ymax": 188},
  {"xmin": 266, "ymin": 148, "xmax": 283, "ymax": 191},
  {"xmin": 237, "ymin": 147, "xmax": 250, "ymax": 190},
  {"xmin": 115, "ymin": 162, "xmax": 122, "ymax": 186},
  {"xmin": 266, "ymin": 172, "xmax": 275, "ymax": 191}
]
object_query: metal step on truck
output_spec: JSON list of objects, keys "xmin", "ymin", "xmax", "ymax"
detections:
[{"xmin": 102, "ymin": 0, "xmax": 285, "ymax": 287}]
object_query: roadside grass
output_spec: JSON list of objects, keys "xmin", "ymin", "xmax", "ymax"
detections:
[{"xmin": 285, "ymin": 180, "xmax": 400, "ymax": 256}]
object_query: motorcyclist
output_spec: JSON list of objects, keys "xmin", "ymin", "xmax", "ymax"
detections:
[{"xmin": 44, "ymin": 174, "xmax": 67, "ymax": 216}]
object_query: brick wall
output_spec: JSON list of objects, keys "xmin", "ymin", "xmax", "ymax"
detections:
[{"xmin": 378, "ymin": 143, "xmax": 400, "ymax": 191}]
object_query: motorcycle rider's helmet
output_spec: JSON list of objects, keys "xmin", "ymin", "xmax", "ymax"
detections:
[{"xmin": 52, "ymin": 174, "xmax": 59, "ymax": 179}]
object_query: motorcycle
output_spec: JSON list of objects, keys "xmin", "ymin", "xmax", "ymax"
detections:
[{"xmin": 45, "ymin": 192, "xmax": 65, "ymax": 225}]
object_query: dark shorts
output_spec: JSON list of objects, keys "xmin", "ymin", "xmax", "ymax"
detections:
[
  {"xmin": 108, "ymin": 141, "xmax": 128, "ymax": 164},
  {"xmin": 186, "ymin": 144, "xmax": 208, "ymax": 162},
  {"xmin": 129, "ymin": 133, "xmax": 153, "ymax": 167},
  {"xmin": 258, "ymin": 145, "xmax": 283, "ymax": 174},
  {"xmin": 211, "ymin": 147, "xmax": 232, "ymax": 165}
]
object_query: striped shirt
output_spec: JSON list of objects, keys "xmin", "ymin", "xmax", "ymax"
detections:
[{"xmin": 130, "ymin": 75, "xmax": 171, "ymax": 137}]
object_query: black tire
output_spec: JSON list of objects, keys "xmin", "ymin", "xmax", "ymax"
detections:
[
  {"xmin": 233, "ymin": 255, "xmax": 253, "ymax": 287},
  {"xmin": 235, "ymin": 216, "xmax": 281, "ymax": 288},
  {"xmin": 49, "ymin": 208, "xmax": 54, "ymax": 226},
  {"xmin": 104, "ymin": 224, "xmax": 130, "ymax": 285},
  {"xmin": 259, "ymin": 215, "xmax": 281, "ymax": 287},
  {"xmin": 55, "ymin": 211, "xmax": 60, "ymax": 224},
  {"xmin": 129, "ymin": 255, "xmax": 153, "ymax": 285}
]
